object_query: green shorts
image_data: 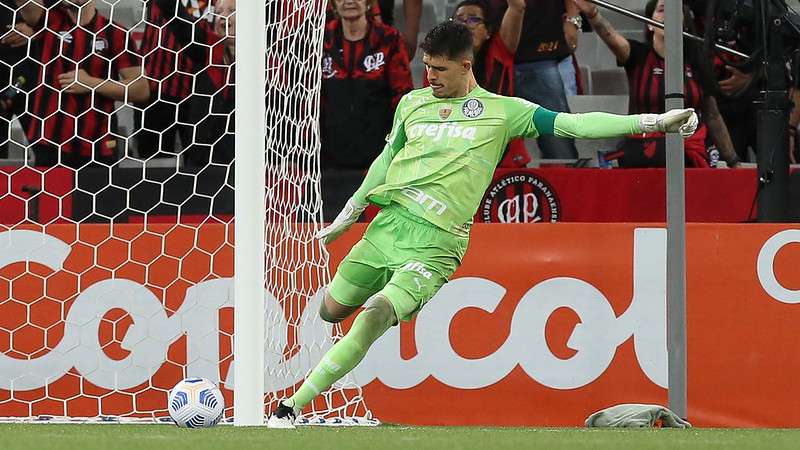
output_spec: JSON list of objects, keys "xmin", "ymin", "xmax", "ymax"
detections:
[{"xmin": 328, "ymin": 204, "xmax": 469, "ymax": 322}]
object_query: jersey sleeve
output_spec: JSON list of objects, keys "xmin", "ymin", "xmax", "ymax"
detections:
[
  {"xmin": 552, "ymin": 111, "xmax": 641, "ymax": 138},
  {"xmin": 351, "ymin": 93, "xmax": 409, "ymax": 204},
  {"xmin": 505, "ymin": 94, "xmax": 641, "ymax": 140},
  {"xmin": 505, "ymin": 96, "xmax": 542, "ymax": 139}
]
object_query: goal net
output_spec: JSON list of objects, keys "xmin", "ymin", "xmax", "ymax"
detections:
[{"xmin": 0, "ymin": 0, "xmax": 372, "ymax": 425}]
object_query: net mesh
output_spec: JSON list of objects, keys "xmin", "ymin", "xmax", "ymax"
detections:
[
  {"xmin": 0, "ymin": 0, "xmax": 372, "ymax": 425},
  {"xmin": 262, "ymin": 0, "xmax": 372, "ymax": 424}
]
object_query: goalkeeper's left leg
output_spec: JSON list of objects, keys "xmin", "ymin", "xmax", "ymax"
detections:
[{"xmin": 274, "ymin": 294, "xmax": 397, "ymax": 422}]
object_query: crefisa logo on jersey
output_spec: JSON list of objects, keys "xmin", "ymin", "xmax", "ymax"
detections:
[
  {"xmin": 462, "ymin": 99, "xmax": 483, "ymax": 118},
  {"xmin": 480, "ymin": 172, "xmax": 560, "ymax": 223}
]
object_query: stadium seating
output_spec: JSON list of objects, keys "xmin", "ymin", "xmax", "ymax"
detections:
[{"xmin": 12, "ymin": 0, "xmax": 798, "ymax": 166}]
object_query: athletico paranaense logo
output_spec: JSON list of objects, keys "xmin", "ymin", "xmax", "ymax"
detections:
[{"xmin": 480, "ymin": 172, "xmax": 560, "ymax": 223}]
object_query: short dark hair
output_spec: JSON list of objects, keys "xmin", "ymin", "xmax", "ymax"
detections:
[{"xmin": 419, "ymin": 20, "xmax": 474, "ymax": 61}]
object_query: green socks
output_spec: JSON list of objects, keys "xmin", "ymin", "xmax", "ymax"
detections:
[
  {"xmin": 287, "ymin": 336, "xmax": 366, "ymax": 409},
  {"xmin": 287, "ymin": 301, "xmax": 395, "ymax": 410}
]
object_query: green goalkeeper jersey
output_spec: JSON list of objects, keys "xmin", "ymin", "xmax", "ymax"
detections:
[{"xmin": 353, "ymin": 86, "xmax": 642, "ymax": 237}]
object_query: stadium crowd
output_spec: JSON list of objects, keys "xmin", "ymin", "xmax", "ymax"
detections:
[{"xmin": 0, "ymin": 0, "xmax": 798, "ymax": 219}]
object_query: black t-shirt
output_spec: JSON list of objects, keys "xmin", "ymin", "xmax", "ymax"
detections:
[{"xmin": 491, "ymin": 0, "xmax": 570, "ymax": 63}]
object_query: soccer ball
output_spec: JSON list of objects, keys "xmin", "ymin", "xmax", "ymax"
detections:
[{"xmin": 167, "ymin": 377, "xmax": 225, "ymax": 428}]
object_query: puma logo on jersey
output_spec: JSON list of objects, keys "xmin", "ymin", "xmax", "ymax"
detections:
[
  {"xmin": 402, "ymin": 261, "xmax": 433, "ymax": 280},
  {"xmin": 406, "ymin": 123, "xmax": 477, "ymax": 142}
]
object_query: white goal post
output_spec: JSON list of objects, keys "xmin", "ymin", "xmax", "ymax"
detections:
[{"xmin": 233, "ymin": 0, "xmax": 266, "ymax": 426}]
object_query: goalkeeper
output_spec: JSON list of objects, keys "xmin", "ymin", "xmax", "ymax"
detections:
[{"xmin": 268, "ymin": 19, "xmax": 698, "ymax": 427}]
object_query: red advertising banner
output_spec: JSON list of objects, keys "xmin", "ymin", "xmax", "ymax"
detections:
[
  {"xmin": 477, "ymin": 168, "xmax": 765, "ymax": 223},
  {"xmin": 1, "ymin": 223, "xmax": 799, "ymax": 427}
]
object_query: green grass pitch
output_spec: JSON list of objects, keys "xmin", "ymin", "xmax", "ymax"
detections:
[{"xmin": 2, "ymin": 424, "xmax": 800, "ymax": 450}]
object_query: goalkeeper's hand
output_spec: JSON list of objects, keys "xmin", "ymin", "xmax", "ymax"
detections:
[
  {"xmin": 639, "ymin": 108, "xmax": 699, "ymax": 138},
  {"xmin": 316, "ymin": 197, "xmax": 367, "ymax": 245}
]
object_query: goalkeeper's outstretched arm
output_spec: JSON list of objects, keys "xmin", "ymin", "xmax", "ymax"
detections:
[{"xmin": 532, "ymin": 107, "xmax": 699, "ymax": 139}]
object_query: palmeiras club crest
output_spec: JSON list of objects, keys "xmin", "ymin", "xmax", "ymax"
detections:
[
  {"xmin": 480, "ymin": 172, "xmax": 560, "ymax": 223},
  {"xmin": 462, "ymin": 98, "xmax": 483, "ymax": 118}
]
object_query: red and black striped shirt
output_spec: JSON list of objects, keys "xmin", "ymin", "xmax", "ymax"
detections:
[
  {"xmin": 27, "ymin": 8, "xmax": 140, "ymax": 158},
  {"xmin": 320, "ymin": 19, "xmax": 413, "ymax": 170},
  {"xmin": 623, "ymin": 40, "xmax": 706, "ymax": 115},
  {"xmin": 140, "ymin": 0, "xmax": 216, "ymax": 100}
]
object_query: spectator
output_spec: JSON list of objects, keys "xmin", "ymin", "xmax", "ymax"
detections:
[
  {"xmin": 326, "ymin": 0, "xmax": 422, "ymax": 59},
  {"xmin": 688, "ymin": 1, "xmax": 759, "ymax": 163},
  {"xmin": 430, "ymin": 0, "xmax": 529, "ymax": 167},
  {"xmin": 320, "ymin": 0, "xmax": 413, "ymax": 171},
  {"xmin": 449, "ymin": 0, "xmax": 524, "ymax": 101},
  {"xmin": 0, "ymin": 0, "xmax": 36, "ymax": 159},
  {"xmin": 14, "ymin": 0, "xmax": 149, "ymax": 168},
  {"xmin": 319, "ymin": 0, "xmax": 412, "ymax": 221},
  {"xmin": 136, "ymin": 0, "xmax": 216, "ymax": 162},
  {"xmin": 574, "ymin": 0, "xmax": 739, "ymax": 168},
  {"xmin": 713, "ymin": 60, "xmax": 759, "ymax": 164},
  {"xmin": 185, "ymin": 0, "xmax": 235, "ymax": 167},
  {"xmin": 491, "ymin": 0, "xmax": 581, "ymax": 159}
]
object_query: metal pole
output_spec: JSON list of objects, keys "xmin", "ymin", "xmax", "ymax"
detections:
[
  {"xmin": 756, "ymin": 0, "xmax": 792, "ymax": 221},
  {"xmin": 234, "ymin": 0, "xmax": 266, "ymax": 426},
  {"xmin": 664, "ymin": 0, "xmax": 688, "ymax": 419},
  {"xmin": 585, "ymin": 0, "xmax": 749, "ymax": 60}
]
